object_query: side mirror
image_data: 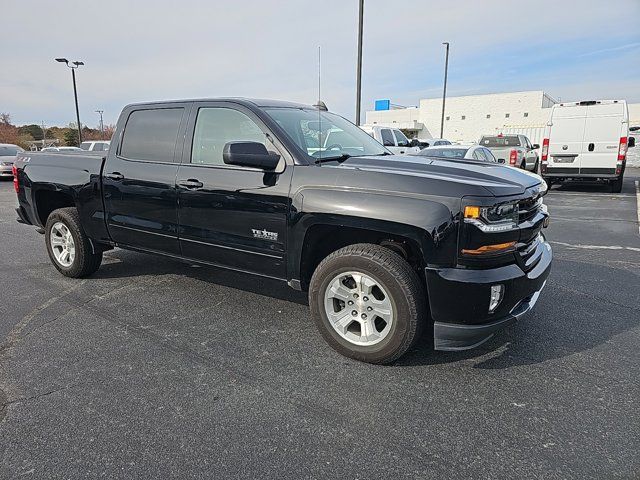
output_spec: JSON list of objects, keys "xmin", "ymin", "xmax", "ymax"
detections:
[
  {"xmin": 410, "ymin": 138, "xmax": 420, "ymax": 147},
  {"xmin": 628, "ymin": 137, "xmax": 636, "ymax": 148},
  {"xmin": 532, "ymin": 144, "xmax": 540, "ymax": 150},
  {"xmin": 223, "ymin": 141, "xmax": 280, "ymax": 170}
]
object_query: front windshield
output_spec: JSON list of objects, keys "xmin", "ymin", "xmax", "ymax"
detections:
[
  {"xmin": 417, "ymin": 147, "xmax": 469, "ymax": 159},
  {"xmin": 264, "ymin": 108, "xmax": 388, "ymax": 160}
]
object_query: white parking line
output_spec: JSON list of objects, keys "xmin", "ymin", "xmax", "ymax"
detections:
[
  {"xmin": 550, "ymin": 241, "xmax": 640, "ymax": 252},
  {"xmin": 636, "ymin": 180, "xmax": 640, "ymax": 236}
]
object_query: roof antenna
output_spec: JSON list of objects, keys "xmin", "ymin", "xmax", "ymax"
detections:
[{"xmin": 314, "ymin": 46, "xmax": 327, "ymax": 111}]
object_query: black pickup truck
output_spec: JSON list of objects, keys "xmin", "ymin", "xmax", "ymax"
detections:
[{"xmin": 13, "ymin": 98, "xmax": 552, "ymax": 363}]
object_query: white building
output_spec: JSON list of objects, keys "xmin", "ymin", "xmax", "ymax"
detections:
[{"xmin": 365, "ymin": 90, "xmax": 640, "ymax": 145}]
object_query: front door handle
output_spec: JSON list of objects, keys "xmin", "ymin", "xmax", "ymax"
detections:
[
  {"xmin": 178, "ymin": 179, "xmax": 204, "ymax": 189},
  {"xmin": 105, "ymin": 172, "xmax": 124, "ymax": 181}
]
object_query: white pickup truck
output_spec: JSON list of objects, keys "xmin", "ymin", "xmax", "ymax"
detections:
[{"xmin": 360, "ymin": 125, "xmax": 423, "ymax": 155}]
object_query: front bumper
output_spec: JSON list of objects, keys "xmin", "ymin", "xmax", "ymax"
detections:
[{"xmin": 426, "ymin": 240, "xmax": 552, "ymax": 351}]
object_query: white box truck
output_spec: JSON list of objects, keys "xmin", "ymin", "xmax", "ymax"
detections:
[{"xmin": 541, "ymin": 100, "xmax": 635, "ymax": 192}]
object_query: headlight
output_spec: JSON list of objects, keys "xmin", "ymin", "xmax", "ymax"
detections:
[{"xmin": 464, "ymin": 202, "xmax": 519, "ymax": 232}]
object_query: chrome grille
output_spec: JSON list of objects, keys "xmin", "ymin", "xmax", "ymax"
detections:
[{"xmin": 518, "ymin": 195, "xmax": 542, "ymax": 224}]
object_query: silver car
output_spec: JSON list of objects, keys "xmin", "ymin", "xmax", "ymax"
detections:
[
  {"xmin": 0, "ymin": 143, "xmax": 24, "ymax": 178},
  {"xmin": 411, "ymin": 144, "xmax": 498, "ymax": 163}
]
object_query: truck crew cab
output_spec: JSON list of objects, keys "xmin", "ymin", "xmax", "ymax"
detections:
[
  {"xmin": 541, "ymin": 100, "xmax": 635, "ymax": 192},
  {"xmin": 14, "ymin": 98, "xmax": 552, "ymax": 364}
]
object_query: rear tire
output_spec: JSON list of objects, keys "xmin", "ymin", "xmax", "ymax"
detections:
[
  {"xmin": 45, "ymin": 207, "xmax": 102, "ymax": 278},
  {"xmin": 610, "ymin": 175, "xmax": 623, "ymax": 193},
  {"xmin": 309, "ymin": 243, "xmax": 426, "ymax": 364}
]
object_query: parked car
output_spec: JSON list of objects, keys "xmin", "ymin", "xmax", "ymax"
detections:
[
  {"xmin": 14, "ymin": 98, "xmax": 551, "ymax": 364},
  {"xmin": 41, "ymin": 146, "xmax": 84, "ymax": 152},
  {"xmin": 412, "ymin": 144, "xmax": 498, "ymax": 163},
  {"xmin": 0, "ymin": 143, "xmax": 24, "ymax": 178},
  {"xmin": 416, "ymin": 138, "xmax": 452, "ymax": 148},
  {"xmin": 360, "ymin": 125, "xmax": 422, "ymax": 154},
  {"xmin": 541, "ymin": 100, "xmax": 634, "ymax": 192},
  {"xmin": 478, "ymin": 134, "xmax": 539, "ymax": 171},
  {"xmin": 80, "ymin": 140, "xmax": 111, "ymax": 152}
]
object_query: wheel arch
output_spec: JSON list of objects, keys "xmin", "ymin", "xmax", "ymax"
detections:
[
  {"xmin": 34, "ymin": 187, "xmax": 77, "ymax": 226},
  {"xmin": 287, "ymin": 188, "xmax": 459, "ymax": 290}
]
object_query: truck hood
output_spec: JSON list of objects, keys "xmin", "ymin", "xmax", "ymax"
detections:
[{"xmin": 327, "ymin": 154, "xmax": 542, "ymax": 197}]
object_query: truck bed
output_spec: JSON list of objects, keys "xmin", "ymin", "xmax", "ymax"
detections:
[{"xmin": 15, "ymin": 150, "xmax": 108, "ymax": 241}]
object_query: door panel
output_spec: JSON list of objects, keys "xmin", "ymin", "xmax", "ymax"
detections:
[
  {"xmin": 548, "ymin": 105, "xmax": 587, "ymax": 171},
  {"xmin": 103, "ymin": 105, "xmax": 188, "ymax": 254},
  {"xmin": 177, "ymin": 165, "xmax": 291, "ymax": 277},
  {"xmin": 580, "ymin": 104, "xmax": 624, "ymax": 171},
  {"xmin": 103, "ymin": 156, "xmax": 180, "ymax": 254}
]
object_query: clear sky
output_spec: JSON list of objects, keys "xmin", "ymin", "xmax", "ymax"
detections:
[{"xmin": 2, "ymin": 0, "xmax": 639, "ymax": 128}]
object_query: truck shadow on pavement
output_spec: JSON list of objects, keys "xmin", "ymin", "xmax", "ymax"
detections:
[
  {"xmin": 93, "ymin": 249, "xmax": 309, "ymax": 306},
  {"xmin": 93, "ymin": 250, "xmax": 639, "ymax": 371}
]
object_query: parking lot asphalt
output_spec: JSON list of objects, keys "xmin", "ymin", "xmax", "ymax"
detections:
[{"xmin": 0, "ymin": 169, "xmax": 639, "ymax": 479}]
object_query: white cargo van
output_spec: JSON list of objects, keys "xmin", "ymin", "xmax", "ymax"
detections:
[{"xmin": 541, "ymin": 100, "xmax": 635, "ymax": 192}]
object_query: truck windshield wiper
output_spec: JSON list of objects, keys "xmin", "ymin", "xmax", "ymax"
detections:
[
  {"xmin": 314, "ymin": 154, "xmax": 352, "ymax": 164},
  {"xmin": 359, "ymin": 152, "xmax": 392, "ymax": 156}
]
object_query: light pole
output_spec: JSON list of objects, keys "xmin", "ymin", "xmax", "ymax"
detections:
[
  {"xmin": 355, "ymin": 0, "xmax": 364, "ymax": 126},
  {"xmin": 96, "ymin": 110, "xmax": 104, "ymax": 139},
  {"xmin": 440, "ymin": 42, "xmax": 450, "ymax": 138},
  {"xmin": 55, "ymin": 58, "xmax": 84, "ymax": 144}
]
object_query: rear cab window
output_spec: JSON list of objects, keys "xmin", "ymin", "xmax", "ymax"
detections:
[
  {"xmin": 480, "ymin": 136, "xmax": 521, "ymax": 147},
  {"xmin": 120, "ymin": 108, "xmax": 184, "ymax": 162}
]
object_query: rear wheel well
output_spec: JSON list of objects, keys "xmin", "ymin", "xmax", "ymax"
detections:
[
  {"xmin": 299, "ymin": 225, "xmax": 424, "ymax": 290},
  {"xmin": 35, "ymin": 190, "xmax": 75, "ymax": 226}
]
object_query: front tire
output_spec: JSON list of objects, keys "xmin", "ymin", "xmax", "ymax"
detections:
[
  {"xmin": 45, "ymin": 207, "xmax": 102, "ymax": 278},
  {"xmin": 309, "ymin": 244, "xmax": 426, "ymax": 364}
]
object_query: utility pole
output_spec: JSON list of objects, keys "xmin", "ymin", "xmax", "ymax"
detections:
[
  {"xmin": 355, "ymin": 0, "xmax": 364, "ymax": 126},
  {"xmin": 96, "ymin": 110, "xmax": 104, "ymax": 139},
  {"xmin": 41, "ymin": 121, "xmax": 46, "ymax": 149},
  {"xmin": 55, "ymin": 58, "xmax": 84, "ymax": 144},
  {"xmin": 440, "ymin": 42, "xmax": 450, "ymax": 138}
]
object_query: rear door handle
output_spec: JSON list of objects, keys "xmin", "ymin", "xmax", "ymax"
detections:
[
  {"xmin": 105, "ymin": 172, "xmax": 124, "ymax": 181},
  {"xmin": 178, "ymin": 179, "xmax": 204, "ymax": 189}
]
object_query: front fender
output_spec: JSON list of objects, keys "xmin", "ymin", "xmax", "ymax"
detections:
[{"xmin": 287, "ymin": 187, "xmax": 460, "ymax": 283}]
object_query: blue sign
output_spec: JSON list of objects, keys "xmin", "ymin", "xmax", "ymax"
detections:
[{"xmin": 375, "ymin": 99, "xmax": 390, "ymax": 111}]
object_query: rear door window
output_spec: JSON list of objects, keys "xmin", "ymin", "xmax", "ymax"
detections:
[
  {"xmin": 482, "ymin": 148, "xmax": 497, "ymax": 162},
  {"xmin": 472, "ymin": 149, "xmax": 485, "ymax": 161},
  {"xmin": 120, "ymin": 108, "xmax": 184, "ymax": 162}
]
